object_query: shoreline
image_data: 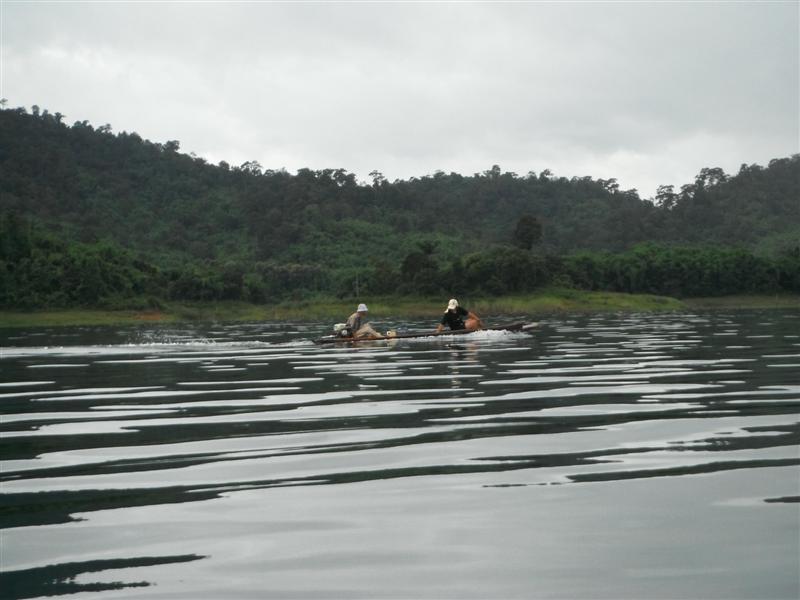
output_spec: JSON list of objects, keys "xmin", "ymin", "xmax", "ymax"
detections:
[{"xmin": 0, "ymin": 291, "xmax": 797, "ymax": 329}]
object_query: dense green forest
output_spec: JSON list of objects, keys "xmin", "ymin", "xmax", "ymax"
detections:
[{"xmin": 1, "ymin": 106, "xmax": 798, "ymax": 309}]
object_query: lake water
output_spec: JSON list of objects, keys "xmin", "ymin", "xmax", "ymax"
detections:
[{"xmin": 1, "ymin": 311, "xmax": 798, "ymax": 599}]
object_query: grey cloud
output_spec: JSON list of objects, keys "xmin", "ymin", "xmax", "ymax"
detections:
[{"xmin": 3, "ymin": 1, "xmax": 797, "ymax": 197}]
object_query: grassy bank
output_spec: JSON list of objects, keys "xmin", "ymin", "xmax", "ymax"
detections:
[
  {"xmin": 683, "ymin": 295, "xmax": 800, "ymax": 310},
  {"xmin": 0, "ymin": 290, "xmax": 796, "ymax": 329}
]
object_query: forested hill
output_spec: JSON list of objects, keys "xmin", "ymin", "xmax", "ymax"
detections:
[
  {"xmin": 1, "ymin": 106, "xmax": 799, "ymax": 308},
  {"xmin": 2, "ymin": 107, "xmax": 798, "ymax": 264}
]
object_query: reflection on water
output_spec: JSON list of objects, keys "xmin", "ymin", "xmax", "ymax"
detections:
[{"xmin": 1, "ymin": 312, "xmax": 798, "ymax": 599}]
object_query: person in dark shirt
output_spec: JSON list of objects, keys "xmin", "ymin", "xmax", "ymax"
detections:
[{"xmin": 436, "ymin": 298, "xmax": 483, "ymax": 332}]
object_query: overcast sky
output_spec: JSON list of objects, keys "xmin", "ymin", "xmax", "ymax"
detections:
[{"xmin": 2, "ymin": 1, "xmax": 798, "ymax": 198}]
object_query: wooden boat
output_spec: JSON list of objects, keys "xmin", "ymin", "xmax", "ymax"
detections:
[{"xmin": 313, "ymin": 321, "xmax": 537, "ymax": 345}]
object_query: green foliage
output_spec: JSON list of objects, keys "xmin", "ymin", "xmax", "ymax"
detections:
[
  {"xmin": 399, "ymin": 244, "xmax": 441, "ymax": 295},
  {"xmin": 1, "ymin": 106, "xmax": 798, "ymax": 309},
  {"xmin": 512, "ymin": 215, "xmax": 543, "ymax": 250},
  {"xmin": 0, "ymin": 213, "xmax": 164, "ymax": 307},
  {"xmin": 561, "ymin": 243, "xmax": 799, "ymax": 297},
  {"xmin": 458, "ymin": 247, "xmax": 548, "ymax": 295}
]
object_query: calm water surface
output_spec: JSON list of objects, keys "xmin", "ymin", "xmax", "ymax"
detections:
[{"xmin": 1, "ymin": 311, "xmax": 798, "ymax": 599}]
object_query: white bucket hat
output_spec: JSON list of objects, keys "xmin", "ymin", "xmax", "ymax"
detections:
[
  {"xmin": 445, "ymin": 298, "xmax": 458, "ymax": 312},
  {"xmin": 357, "ymin": 303, "xmax": 369, "ymax": 312}
]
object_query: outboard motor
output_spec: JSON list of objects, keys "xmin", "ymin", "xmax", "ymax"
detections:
[{"xmin": 333, "ymin": 323, "xmax": 352, "ymax": 338}]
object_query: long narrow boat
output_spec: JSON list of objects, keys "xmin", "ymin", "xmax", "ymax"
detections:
[{"xmin": 313, "ymin": 321, "xmax": 537, "ymax": 345}]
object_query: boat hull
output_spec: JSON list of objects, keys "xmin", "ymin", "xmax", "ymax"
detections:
[{"xmin": 313, "ymin": 322, "xmax": 536, "ymax": 345}]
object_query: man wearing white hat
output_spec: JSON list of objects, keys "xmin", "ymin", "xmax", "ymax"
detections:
[
  {"xmin": 345, "ymin": 303, "xmax": 381, "ymax": 339},
  {"xmin": 436, "ymin": 298, "xmax": 483, "ymax": 333}
]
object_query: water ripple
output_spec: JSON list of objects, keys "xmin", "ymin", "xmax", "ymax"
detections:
[{"xmin": 1, "ymin": 312, "xmax": 798, "ymax": 599}]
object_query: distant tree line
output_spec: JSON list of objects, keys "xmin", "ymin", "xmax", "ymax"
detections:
[
  {"xmin": 2, "ymin": 212, "xmax": 798, "ymax": 309},
  {"xmin": 1, "ymin": 105, "xmax": 798, "ymax": 309}
]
